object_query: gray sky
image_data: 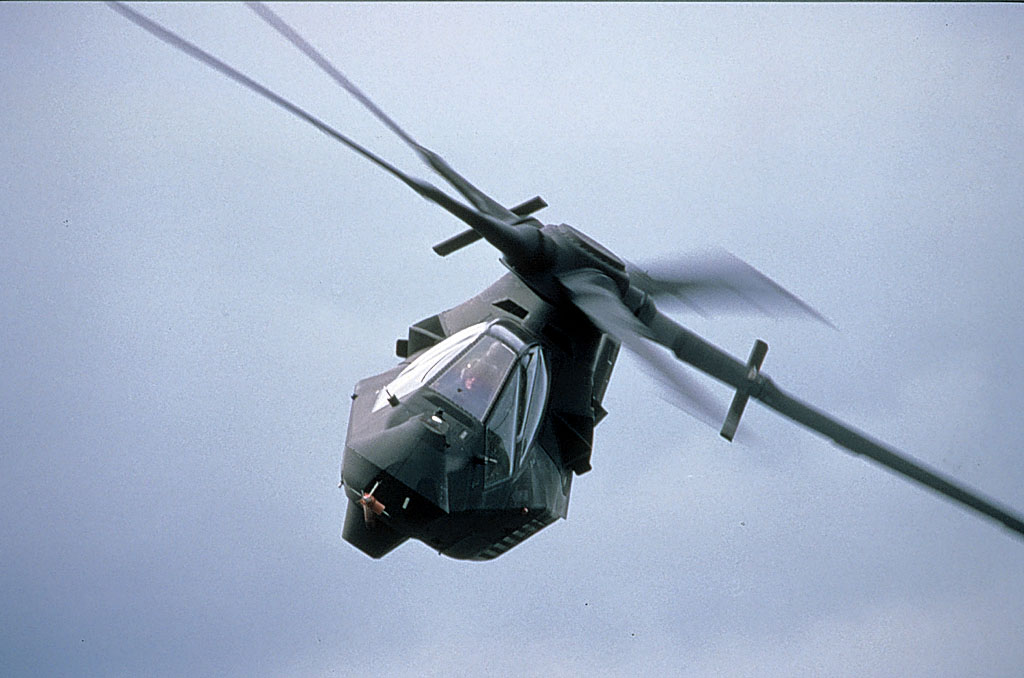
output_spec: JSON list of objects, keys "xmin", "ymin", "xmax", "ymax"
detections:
[{"xmin": 2, "ymin": 3, "xmax": 1023, "ymax": 677}]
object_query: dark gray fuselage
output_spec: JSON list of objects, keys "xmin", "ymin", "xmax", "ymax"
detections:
[{"xmin": 341, "ymin": 273, "xmax": 618, "ymax": 560}]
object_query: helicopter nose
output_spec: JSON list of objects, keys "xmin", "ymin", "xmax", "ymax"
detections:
[{"xmin": 342, "ymin": 415, "xmax": 451, "ymax": 515}]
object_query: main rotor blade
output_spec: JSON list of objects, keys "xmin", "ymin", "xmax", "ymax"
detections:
[
  {"xmin": 643, "ymin": 308, "xmax": 1024, "ymax": 539},
  {"xmin": 106, "ymin": 3, "xmax": 410, "ymax": 195},
  {"xmin": 558, "ymin": 270, "xmax": 722, "ymax": 428},
  {"xmin": 245, "ymin": 1, "xmax": 522, "ymax": 225},
  {"xmin": 759, "ymin": 381, "xmax": 1024, "ymax": 537},
  {"xmin": 107, "ymin": 2, "xmax": 540, "ymax": 264},
  {"xmin": 629, "ymin": 250, "xmax": 833, "ymax": 326}
]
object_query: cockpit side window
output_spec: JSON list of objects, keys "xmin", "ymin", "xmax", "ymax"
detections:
[
  {"xmin": 481, "ymin": 345, "xmax": 547, "ymax": 486},
  {"xmin": 430, "ymin": 336, "xmax": 517, "ymax": 420},
  {"xmin": 483, "ymin": 366, "xmax": 519, "ymax": 486},
  {"xmin": 515, "ymin": 346, "xmax": 548, "ymax": 467}
]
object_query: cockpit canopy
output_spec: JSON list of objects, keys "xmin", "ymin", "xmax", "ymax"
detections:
[
  {"xmin": 372, "ymin": 320, "xmax": 549, "ymax": 483},
  {"xmin": 372, "ymin": 321, "xmax": 492, "ymax": 413}
]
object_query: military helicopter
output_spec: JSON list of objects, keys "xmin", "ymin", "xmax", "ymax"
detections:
[{"xmin": 111, "ymin": 2, "xmax": 1024, "ymax": 561}]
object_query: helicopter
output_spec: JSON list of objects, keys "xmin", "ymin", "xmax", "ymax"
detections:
[{"xmin": 110, "ymin": 2, "xmax": 1024, "ymax": 561}]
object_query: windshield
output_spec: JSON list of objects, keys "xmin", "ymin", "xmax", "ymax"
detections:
[
  {"xmin": 372, "ymin": 322, "xmax": 488, "ymax": 412},
  {"xmin": 430, "ymin": 336, "xmax": 517, "ymax": 420}
]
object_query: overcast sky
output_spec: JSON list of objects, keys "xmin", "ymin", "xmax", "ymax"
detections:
[{"xmin": 2, "ymin": 3, "xmax": 1023, "ymax": 677}]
